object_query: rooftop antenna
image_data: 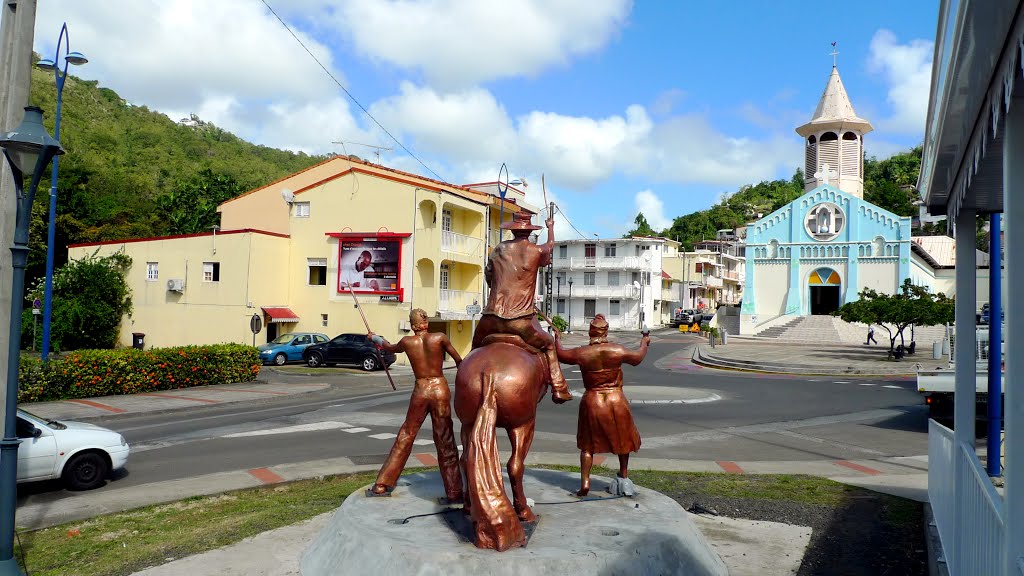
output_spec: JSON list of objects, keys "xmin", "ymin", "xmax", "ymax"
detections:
[
  {"xmin": 332, "ymin": 140, "xmax": 393, "ymax": 164},
  {"xmin": 830, "ymin": 41, "xmax": 839, "ymax": 67}
]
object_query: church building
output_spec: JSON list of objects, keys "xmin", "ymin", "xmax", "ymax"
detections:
[{"xmin": 739, "ymin": 65, "xmax": 911, "ymax": 334}]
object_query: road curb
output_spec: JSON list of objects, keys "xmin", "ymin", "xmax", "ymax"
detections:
[{"xmin": 692, "ymin": 345, "xmax": 917, "ymax": 378}]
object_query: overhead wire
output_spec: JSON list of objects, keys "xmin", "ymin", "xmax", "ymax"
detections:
[{"xmin": 259, "ymin": 0, "xmax": 448, "ymax": 184}]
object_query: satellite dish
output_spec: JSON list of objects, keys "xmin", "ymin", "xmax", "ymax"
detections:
[
  {"xmin": 642, "ymin": 250, "xmax": 653, "ymax": 262},
  {"xmin": 281, "ymin": 188, "xmax": 295, "ymax": 204}
]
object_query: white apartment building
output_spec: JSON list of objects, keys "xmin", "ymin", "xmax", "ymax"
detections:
[{"xmin": 544, "ymin": 237, "xmax": 682, "ymax": 331}]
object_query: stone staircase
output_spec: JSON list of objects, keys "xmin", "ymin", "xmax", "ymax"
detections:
[
  {"xmin": 755, "ymin": 316, "xmax": 803, "ymax": 338},
  {"xmin": 773, "ymin": 315, "xmax": 843, "ymax": 342}
]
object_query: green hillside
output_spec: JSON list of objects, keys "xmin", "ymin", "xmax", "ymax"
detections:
[
  {"xmin": 631, "ymin": 147, "xmax": 925, "ymax": 249},
  {"xmin": 22, "ymin": 61, "xmax": 325, "ymax": 280}
]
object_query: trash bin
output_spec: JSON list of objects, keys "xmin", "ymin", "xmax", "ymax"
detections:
[
  {"xmin": 932, "ymin": 341, "xmax": 942, "ymax": 360},
  {"xmin": 132, "ymin": 332, "xmax": 145, "ymax": 350}
]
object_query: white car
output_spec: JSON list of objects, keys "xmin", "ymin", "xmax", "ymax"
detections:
[{"xmin": 14, "ymin": 409, "xmax": 129, "ymax": 490}]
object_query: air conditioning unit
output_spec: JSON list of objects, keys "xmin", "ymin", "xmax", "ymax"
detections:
[{"xmin": 166, "ymin": 278, "xmax": 186, "ymax": 292}]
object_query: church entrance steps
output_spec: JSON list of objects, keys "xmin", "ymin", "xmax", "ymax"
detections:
[
  {"xmin": 753, "ymin": 316, "xmax": 803, "ymax": 338},
  {"xmin": 770, "ymin": 315, "xmax": 843, "ymax": 343}
]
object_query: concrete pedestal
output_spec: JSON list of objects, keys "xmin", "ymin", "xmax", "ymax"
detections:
[{"xmin": 302, "ymin": 469, "xmax": 727, "ymax": 575}]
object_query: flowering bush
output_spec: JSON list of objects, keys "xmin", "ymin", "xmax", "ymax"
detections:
[{"xmin": 18, "ymin": 344, "xmax": 260, "ymax": 403}]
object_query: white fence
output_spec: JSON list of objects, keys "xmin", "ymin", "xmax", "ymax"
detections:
[
  {"xmin": 439, "ymin": 289, "xmax": 482, "ymax": 313},
  {"xmin": 929, "ymin": 419, "xmax": 1007, "ymax": 575},
  {"xmin": 441, "ymin": 231, "xmax": 484, "ymax": 259}
]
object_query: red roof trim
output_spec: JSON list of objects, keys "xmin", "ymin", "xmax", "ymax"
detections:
[
  {"xmin": 324, "ymin": 232, "xmax": 412, "ymax": 239},
  {"xmin": 67, "ymin": 228, "xmax": 289, "ymax": 249},
  {"xmin": 661, "ymin": 270, "xmax": 673, "ymax": 279},
  {"xmin": 218, "ymin": 155, "xmax": 339, "ymax": 207}
]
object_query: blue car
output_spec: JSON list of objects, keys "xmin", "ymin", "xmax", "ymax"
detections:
[{"xmin": 258, "ymin": 332, "xmax": 330, "ymax": 366}]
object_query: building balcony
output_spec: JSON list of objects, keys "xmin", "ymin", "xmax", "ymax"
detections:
[
  {"xmin": 551, "ymin": 255, "xmax": 644, "ymax": 270},
  {"xmin": 563, "ymin": 284, "xmax": 638, "ymax": 299},
  {"xmin": 441, "ymin": 231, "xmax": 485, "ymax": 265},
  {"xmin": 438, "ymin": 289, "xmax": 483, "ymax": 319}
]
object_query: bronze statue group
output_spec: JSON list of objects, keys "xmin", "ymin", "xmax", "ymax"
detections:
[{"xmin": 365, "ymin": 207, "xmax": 650, "ymax": 551}]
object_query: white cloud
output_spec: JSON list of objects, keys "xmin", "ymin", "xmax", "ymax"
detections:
[
  {"xmin": 634, "ymin": 190, "xmax": 670, "ymax": 231},
  {"xmin": 867, "ymin": 29, "xmax": 933, "ymax": 135},
  {"xmin": 310, "ymin": 0, "xmax": 632, "ymax": 89},
  {"xmin": 35, "ymin": 0, "xmax": 358, "ymax": 153}
]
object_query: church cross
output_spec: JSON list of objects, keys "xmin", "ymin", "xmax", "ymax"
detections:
[
  {"xmin": 814, "ymin": 163, "xmax": 837, "ymax": 186},
  {"xmin": 830, "ymin": 42, "xmax": 839, "ymax": 67}
]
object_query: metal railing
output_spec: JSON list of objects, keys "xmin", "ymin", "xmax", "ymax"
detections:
[
  {"xmin": 438, "ymin": 289, "xmax": 482, "ymax": 312},
  {"xmin": 929, "ymin": 419, "xmax": 956, "ymax": 569},
  {"xmin": 564, "ymin": 285, "xmax": 636, "ymax": 299},
  {"xmin": 442, "ymin": 231, "xmax": 484, "ymax": 258},
  {"xmin": 930, "ymin": 418, "xmax": 1008, "ymax": 576},
  {"xmin": 554, "ymin": 256, "xmax": 644, "ymax": 270}
]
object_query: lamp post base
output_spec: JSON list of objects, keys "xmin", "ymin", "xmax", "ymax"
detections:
[{"xmin": 0, "ymin": 557, "xmax": 26, "ymax": 576}]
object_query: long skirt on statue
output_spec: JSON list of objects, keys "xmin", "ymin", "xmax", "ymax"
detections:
[{"xmin": 577, "ymin": 387, "xmax": 641, "ymax": 455}]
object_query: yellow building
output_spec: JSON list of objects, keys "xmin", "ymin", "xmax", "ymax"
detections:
[{"xmin": 67, "ymin": 155, "xmax": 532, "ymax": 362}]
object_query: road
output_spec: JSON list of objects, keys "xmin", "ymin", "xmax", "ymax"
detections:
[{"xmin": 16, "ymin": 331, "xmax": 929, "ymax": 504}]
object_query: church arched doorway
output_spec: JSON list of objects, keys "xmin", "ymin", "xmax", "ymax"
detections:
[{"xmin": 808, "ymin": 267, "xmax": 842, "ymax": 315}]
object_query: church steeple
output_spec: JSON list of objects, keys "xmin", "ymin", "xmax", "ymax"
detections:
[{"xmin": 796, "ymin": 65, "xmax": 874, "ymax": 198}]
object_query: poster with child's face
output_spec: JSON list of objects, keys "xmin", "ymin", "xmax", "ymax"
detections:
[{"xmin": 338, "ymin": 238, "xmax": 401, "ymax": 294}]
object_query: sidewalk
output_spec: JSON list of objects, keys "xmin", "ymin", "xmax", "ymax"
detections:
[{"xmin": 693, "ymin": 337, "xmax": 948, "ymax": 376}]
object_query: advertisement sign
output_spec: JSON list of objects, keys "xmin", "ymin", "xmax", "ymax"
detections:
[{"xmin": 331, "ymin": 233, "xmax": 409, "ymax": 300}]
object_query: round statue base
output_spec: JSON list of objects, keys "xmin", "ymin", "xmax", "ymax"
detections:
[{"xmin": 302, "ymin": 469, "xmax": 727, "ymax": 576}]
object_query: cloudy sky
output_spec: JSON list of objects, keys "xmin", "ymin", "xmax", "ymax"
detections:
[{"xmin": 33, "ymin": 1, "xmax": 937, "ymax": 239}]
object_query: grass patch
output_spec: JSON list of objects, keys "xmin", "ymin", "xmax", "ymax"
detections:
[
  {"xmin": 12, "ymin": 466, "xmax": 910, "ymax": 576},
  {"xmin": 15, "ymin": 472, "xmax": 377, "ymax": 576}
]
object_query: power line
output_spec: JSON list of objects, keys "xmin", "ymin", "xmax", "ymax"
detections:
[
  {"xmin": 259, "ymin": 0, "xmax": 448, "ymax": 183},
  {"xmin": 555, "ymin": 206, "xmax": 592, "ymax": 240}
]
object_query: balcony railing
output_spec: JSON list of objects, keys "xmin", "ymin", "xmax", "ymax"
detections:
[
  {"xmin": 564, "ymin": 285, "xmax": 637, "ymax": 299},
  {"xmin": 439, "ymin": 289, "xmax": 483, "ymax": 313},
  {"xmin": 442, "ymin": 231, "xmax": 484, "ymax": 259},
  {"xmin": 553, "ymin": 256, "xmax": 644, "ymax": 270}
]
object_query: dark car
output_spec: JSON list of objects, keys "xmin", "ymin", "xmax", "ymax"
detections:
[
  {"xmin": 980, "ymin": 303, "xmax": 1004, "ymax": 325},
  {"xmin": 302, "ymin": 333, "xmax": 398, "ymax": 371}
]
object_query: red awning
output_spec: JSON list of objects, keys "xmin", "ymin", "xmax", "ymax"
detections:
[
  {"xmin": 661, "ymin": 271, "xmax": 673, "ymax": 279},
  {"xmin": 262, "ymin": 307, "xmax": 300, "ymax": 323}
]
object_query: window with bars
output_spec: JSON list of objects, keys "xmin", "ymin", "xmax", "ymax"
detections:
[
  {"xmin": 203, "ymin": 262, "xmax": 220, "ymax": 282},
  {"xmin": 146, "ymin": 262, "xmax": 158, "ymax": 281},
  {"xmin": 307, "ymin": 258, "xmax": 327, "ymax": 285}
]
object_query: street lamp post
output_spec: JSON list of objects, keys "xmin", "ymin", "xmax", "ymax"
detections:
[
  {"xmin": 35, "ymin": 23, "xmax": 88, "ymax": 361},
  {"xmin": 634, "ymin": 280, "xmax": 644, "ymax": 330},
  {"xmin": 0, "ymin": 106, "xmax": 64, "ymax": 576},
  {"xmin": 567, "ymin": 277, "xmax": 573, "ymax": 333}
]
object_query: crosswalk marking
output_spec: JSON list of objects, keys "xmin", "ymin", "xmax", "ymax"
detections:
[
  {"xmin": 223, "ymin": 421, "xmax": 354, "ymax": 438},
  {"xmin": 882, "ymin": 385, "xmax": 903, "ymax": 389},
  {"xmin": 413, "ymin": 439, "xmax": 434, "ymax": 446},
  {"xmin": 857, "ymin": 383, "xmax": 876, "ymax": 387},
  {"xmin": 342, "ymin": 427, "xmax": 371, "ymax": 433},
  {"xmin": 368, "ymin": 433, "xmax": 397, "ymax": 440}
]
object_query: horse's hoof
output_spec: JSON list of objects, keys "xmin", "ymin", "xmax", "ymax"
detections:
[{"xmin": 517, "ymin": 507, "xmax": 538, "ymax": 522}]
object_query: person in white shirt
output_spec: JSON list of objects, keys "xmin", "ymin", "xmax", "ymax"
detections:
[{"xmin": 340, "ymin": 250, "xmax": 379, "ymax": 291}]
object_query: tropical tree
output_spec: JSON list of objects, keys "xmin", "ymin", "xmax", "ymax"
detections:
[
  {"xmin": 833, "ymin": 279, "xmax": 954, "ymax": 353},
  {"xmin": 22, "ymin": 250, "xmax": 133, "ymax": 351},
  {"xmin": 627, "ymin": 212, "xmax": 655, "ymax": 237},
  {"xmin": 155, "ymin": 169, "xmax": 246, "ymax": 235}
]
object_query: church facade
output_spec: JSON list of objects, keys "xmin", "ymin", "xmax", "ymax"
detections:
[{"xmin": 740, "ymin": 66, "xmax": 911, "ymax": 334}]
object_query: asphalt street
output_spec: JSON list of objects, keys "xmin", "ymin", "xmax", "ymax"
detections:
[{"xmin": 16, "ymin": 331, "xmax": 930, "ymax": 505}]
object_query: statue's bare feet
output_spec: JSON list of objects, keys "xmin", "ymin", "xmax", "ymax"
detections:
[
  {"xmin": 370, "ymin": 483, "xmax": 390, "ymax": 495},
  {"xmin": 576, "ymin": 485, "xmax": 590, "ymax": 497},
  {"xmin": 552, "ymin": 384, "xmax": 573, "ymax": 404}
]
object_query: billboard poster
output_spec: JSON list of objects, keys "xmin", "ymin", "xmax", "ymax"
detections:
[{"xmin": 337, "ymin": 236, "xmax": 403, "ymax": 297}]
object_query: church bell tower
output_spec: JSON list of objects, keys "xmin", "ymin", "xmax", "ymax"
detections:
[{"xmin": 795, "ymin": 64, "xmax": 873, "ymax": 198}]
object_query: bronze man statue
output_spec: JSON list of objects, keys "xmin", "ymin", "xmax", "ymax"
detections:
[
  {"xmin": 472, "ymin": 210, "xmax": 572, "ymax": 404},
  {"xmin": 554, "ymin": 314, "xmax": 650, "ymax": 496},
  {"xmin": 367, "ymin": 309, "xmax": 463, "ymax": 501}
]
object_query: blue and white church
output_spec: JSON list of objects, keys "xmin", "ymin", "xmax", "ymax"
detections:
[{"xmin": 740, "ymin": 66, "xmax": 911, "ymax": 334}]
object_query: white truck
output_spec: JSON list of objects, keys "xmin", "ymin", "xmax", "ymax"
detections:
[{"xmin": 917, "ymin": 326, "xmax": 1003, "ymax": 421}]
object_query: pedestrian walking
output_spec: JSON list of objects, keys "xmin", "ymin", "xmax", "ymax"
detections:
[{"xmin": 866, "ymin": 325, "xmax": 878, "ymax": 345}]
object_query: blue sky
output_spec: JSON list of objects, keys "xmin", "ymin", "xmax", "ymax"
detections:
[{"xmin": 34, "ymin": 1, "xmax": 937, "ymax": 239}]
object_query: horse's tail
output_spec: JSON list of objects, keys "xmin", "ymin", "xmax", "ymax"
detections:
[{"xmin": 465, "ymin": 371, "xmax": 526, "ymax": 551}]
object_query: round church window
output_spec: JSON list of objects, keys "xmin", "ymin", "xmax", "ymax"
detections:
[{"xmin": 805, "ymin": 202, "xmax": 845, "ymax": 241}]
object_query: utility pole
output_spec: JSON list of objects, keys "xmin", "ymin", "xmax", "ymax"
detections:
[{"xmin": 0, "ymin": 0, "xmax": 36, "ymax": 444}]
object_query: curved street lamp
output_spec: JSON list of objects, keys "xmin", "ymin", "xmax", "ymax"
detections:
[
  {"xmin": 0, "ymin": 106, "xmax": 63, "ymax": 576},
  {"xmin": 36, "ymin": 23, "xmax": 88, "ymax": 361}
]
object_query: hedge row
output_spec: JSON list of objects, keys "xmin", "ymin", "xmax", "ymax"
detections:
[{"xmin": 17, "ymin": 344, "xmax": 261, "ymax": 404}]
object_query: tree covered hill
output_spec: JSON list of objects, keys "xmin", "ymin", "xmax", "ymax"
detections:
[
  {"xmin": 631, "ymin": 147, "xmax": 924, "ymax": 249},
  {"xmin": 23, "ymin": 61, "xmax": 325, "ymax": 279}
]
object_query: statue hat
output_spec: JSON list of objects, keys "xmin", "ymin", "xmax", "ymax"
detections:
[{"xmin": 501, "ymin": 210, "xmax": 542, "ymax": 231}]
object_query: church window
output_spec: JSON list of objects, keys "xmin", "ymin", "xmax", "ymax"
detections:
[
  {"xmin": 805, "ymin": 202, "xmax": 844, "ymax": 241},
  {"xmin": 769, "ymin": 239, "xmax": 779, "ymax": 259},
  {"xmin": 873, "ymin": 237, "xmax": 885, "ymax": 257},
  {"xmin": 805, "ymin": 136, "xmax": 817, "ymax": 178}
]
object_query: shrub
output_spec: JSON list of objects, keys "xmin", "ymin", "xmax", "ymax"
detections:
[
  {"xmin": 551, "ymin": 315, "xmax": 568, "ymax": 333},
  {"xmin": 17, "ymin": 344, "xmax": 260, "ymax": 403}
]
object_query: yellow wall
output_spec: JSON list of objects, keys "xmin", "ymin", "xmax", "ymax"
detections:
[{"xmin": 70, "ymin": 157, "xmax": 527, "ymax": 361}]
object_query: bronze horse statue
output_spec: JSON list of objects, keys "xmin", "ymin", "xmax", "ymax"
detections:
[{"xmin": 454, "ymin": 334, "xmax": 552, "ymax": 551}]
